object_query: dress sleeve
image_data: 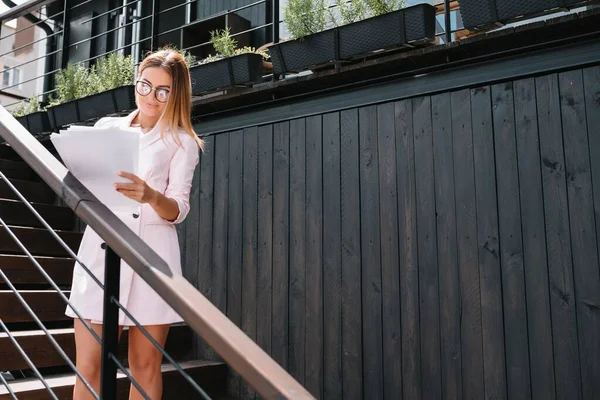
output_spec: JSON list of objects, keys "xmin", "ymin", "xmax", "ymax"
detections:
[{"xmin": 164, "ymin": 133, "xmax": 200, "ymax": 224}]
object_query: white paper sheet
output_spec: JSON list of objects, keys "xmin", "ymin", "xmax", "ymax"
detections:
[{"xmin": 50, "ymin": 125, "xmax": 141, "ymax": 211}]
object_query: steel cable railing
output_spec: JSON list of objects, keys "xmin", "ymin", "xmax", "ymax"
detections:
[
  {"xmin": 0, "ymin": 317, "xmax": 60, "ymax": 400},
  {"xmin": 0, "ymin": 368, "xmax": 18, "ymax": 400},
  {"xmin": 0, "ymin": 169, "xmax": 215, "ymax": 398},
  {"xmin": 0, "ymin": 216, "xmax": 100, "ymax": 398},
  {"xmin": 0, "ymin": 170, "xmax": 214, "ymax": 398}
]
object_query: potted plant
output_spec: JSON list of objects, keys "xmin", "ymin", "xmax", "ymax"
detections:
[
  {"xmin": 268, "ymin": 0, "xmax": 335, "ymax": 75},
  {"xmin": 77, "ymin": 52, "xmax": 135, "ymax": 122},
  {"xmin": 269, "ymin": 0, "xmax": 437, "ymax": 75},
  {"xmin": 189, "ymin": 28, "xmax": 269, "ymax": 95},
  {"xmin": 335, "ymin": 0, "xmax": 436, "ymax": 59},
  {"xmin": 46, "ymin": 63, "xmax": 93, "ymax": 130},
  {"xmin": 458, "ymin": 0, "xmax": 593, "ymax": 30},
  {"xmin": 11, "ymin": 95, "xmax": 51, "ymax": 134}
]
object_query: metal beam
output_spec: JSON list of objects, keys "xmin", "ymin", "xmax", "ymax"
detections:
[{"xmin": 0, "ymin": 0, "xmax": 58, "ymax": 23}]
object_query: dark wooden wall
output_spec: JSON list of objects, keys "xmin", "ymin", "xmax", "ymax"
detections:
[{"xmin": 180, "ymin": 65, "xmax": 600, "ymax": 399}]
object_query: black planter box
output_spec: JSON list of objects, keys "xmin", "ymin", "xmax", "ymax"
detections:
[
  {"xmin": 404, "ymin": 3, "xmax": 437, "ymax": 43},
  {"xmin": 269, "ymin": 28, "xmax": 338, "ymax": 75},
  {"xmin": 338, "ymin": 4, "xmax": 436, "ymax": 59},
  {"xmin": 113, "ymin": 85, "xmax": 136, "ymax": 112},
  {"xmin": 26, "ymin": 111, "xmax": 51, "ymax": 134},
  {"xmin": 459, "ymin": 0, "xmax": 592, "ymax": 30},
  {"xmin": 48, "ymin": 100, "xmax": 79, "ymax": 131},
  {"xmin": 16, "ymin": 116, "xmax": 28, "ymax": 130},
  {"xmin": 190, "ymin": 53, "xmax": 264, "ymax": 95},
  {"xmin": 77, "ymin": 90, "xmax": 117, "ymax": 122}
]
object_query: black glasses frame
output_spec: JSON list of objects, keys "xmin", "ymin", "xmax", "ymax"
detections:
[{"xmin": 135, "ymin": 80, "xmax": 170, "ymax": 103}]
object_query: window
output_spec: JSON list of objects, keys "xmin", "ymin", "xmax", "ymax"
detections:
[
  {"xmin": 2, "ymin": 68, "xmax": 9, "ymax": 87},
  {"xmin": 12, "ymin": 68, "xmax": 20, "ymax": 87},
  {"xmin": 1, "ymin": 67, "xmax": 22, "ymax": 89}
]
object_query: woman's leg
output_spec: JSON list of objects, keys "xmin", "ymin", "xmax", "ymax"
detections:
[
  {"xmin": 128, "ymin": 324, "xmax": 170, "ymax": 400},
  {"xmin": 72, "ymin": 319, "xmax": 123, "ymax": 400}
]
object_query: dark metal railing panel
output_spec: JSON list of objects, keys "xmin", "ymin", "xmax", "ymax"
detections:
[
  {"xmin": 0, "ymin": 102, "xmax": 315, "ymax": 400},
  {"xmin": 0, "ymin": 0, "xmax": 56, "ymax": 21}
]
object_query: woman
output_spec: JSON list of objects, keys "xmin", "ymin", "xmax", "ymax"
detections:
[{"xmin": 65, "ymin": 48, "xmax": 204, "ymax": 400}]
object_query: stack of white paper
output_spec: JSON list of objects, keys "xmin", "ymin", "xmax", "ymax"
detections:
[{"xmin": 50, "ymin": 125, "xmax": 141, "ymax": 211}]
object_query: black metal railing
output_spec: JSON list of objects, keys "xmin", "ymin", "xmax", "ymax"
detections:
[{"xmin": 0, "ymin": 170, "xmax": 208, "ymax": 399}]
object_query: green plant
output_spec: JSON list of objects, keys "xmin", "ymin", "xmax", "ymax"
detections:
[
  {"xmin": 11, "ymin": 95, "xmax": 42, "ymax": 117},
  {"xmin": 95, "ymin": 52, "xmax": 135, "ymax": 91},
  {"xmin": 333, "ymin": 0, "xmax": 369, "ymax": 25},
  {"xmin": 283, "ymin": 0, "xmax": 328, "ymax": 40},
  {"xmin": 200, "ymin": 28, "xmax": 269, "ymax": 64},
  {"xmin": 363, "ymin": 0, "xmax": 406, "ymax": 16},
  {"xmin": 49, "ymin": 63, "xmax": 97, "ymax": 106}
]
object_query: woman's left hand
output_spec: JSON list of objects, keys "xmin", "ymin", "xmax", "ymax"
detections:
[{"xmin": 114, "ymin": 171, "xmax": 158, "ymax": 205}]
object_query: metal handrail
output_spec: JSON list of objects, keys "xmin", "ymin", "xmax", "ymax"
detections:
[{"xmin": 0, "ymin": 108, "xmax": 315, "ymax": 400}]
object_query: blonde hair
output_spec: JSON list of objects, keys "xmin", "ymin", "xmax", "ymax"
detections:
[{"xmin": 138, "ymin": 49, "xmax": 205, "ymax": 151}]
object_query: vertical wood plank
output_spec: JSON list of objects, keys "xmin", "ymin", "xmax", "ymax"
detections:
[
  {"xmin": 412, "ymin": 96, "xmax": 441, "ymax": 400},
  {"xmin": 559, "ymin": 70, "xmax": 600, "ymax": 400},
  {"xmin": 340, "ymin": 108, "xmax": 363, "ymax": 400},
  {"xmin": 471, "ymin": 86, "xmax": 507, "ymax": 400},
  {"xmin": 395, "ymin": 99, "xmax": 421, "ymax": 400},
  {"xmin": 289, "ymin": 118, "xmax": 306, "ymax": 386},
  {"xmin": 305, "ymin": 115, "xmax": 324, "ymax": 399},
  {"xmin": 185, "ymin": 127, "xmax": 203, "ymax": 360},
  {"xmin": 582, "ymin": 66, "xmax": 600, "ymax": 400},
  {"xmin": 536, "ymin": 73, "xmax": 582, "ymax": 400},
  {"xmin": 227, "ymin": 129, "xmax": 244, "ymax": 398},
  {"xmin": 241, "ymin": 126, "xmax": 258, "ymax": 400},
  {"xmin": 272, "ymin": 121, "xmax": 290, "ymax": 371},
  {"xmin": 451, "ymin": 89, "xmax": 484, "ymax": 400},
  {"xmin": 323, "ymin": 112, "xmax": 342, "ymax": 400},
  {"xmin": 491, "ymin": 82, "xmax": 532, "ymax": 400},
  {"xmin": 432, "ymin": 92, "xmax": 461, "ymax": 400},
  {"xmin": 359, "ymin": 105, "xmax": 384, "ymax": 400},
  {"xmin": 514, "ymin": 78, "xmax": 556, "ymax": 400},
  {"xmin": 257, "ymin": 125, "xmax": 273, "ymax": 362},
  {"xmin": 210, "ymin": 132, "xmax": 230, "ymax": 360},
  {"xmin": 377, "ymin": 102, "xmax": 402, "ymax": 400},
  {"xmin": 196, "ymin": 134, "xmax": 215, "ymax": 360},
  {"xmin": 583, "ymin": 65, "xmax": 600, "ymax": 300}
]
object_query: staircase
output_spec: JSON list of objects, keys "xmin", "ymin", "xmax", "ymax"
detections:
[{"xmin": 0, "ymin": 141, "xmax": 228, "ymax": 399}]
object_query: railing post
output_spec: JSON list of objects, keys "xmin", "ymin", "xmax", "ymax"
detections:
[
  {"xmin": 270, "ymin": 0, "xmax": 279, "ymax": 81},
  {"xmin": 100, "ymin": 245, "xmax": 121, "ymax": 399},
  {"xmin": 150, "ymin": 0, "xmax": 159, "ymax": 50},
  {"xmin": 61, "ymin": 0, "xmax": 71, "ymax": 68},
  {"xmin": 444, "ymin": 0, "xmax": 452, "ymax": 44}
]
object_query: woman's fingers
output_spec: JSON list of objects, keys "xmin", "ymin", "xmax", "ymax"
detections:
[
  {"xmin": 114, "ymin": 182, "xmax": 141, "ymax": 190},
  {"xmin": 117, "ymin": 171, "xmax": 143, "ymax": 183}
]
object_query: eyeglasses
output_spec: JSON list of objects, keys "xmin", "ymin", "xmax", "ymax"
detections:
[{"xmin": 135, "ymin": 80, "xmax": 170, "ymax": 103}]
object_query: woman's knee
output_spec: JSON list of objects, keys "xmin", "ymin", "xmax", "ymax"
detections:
[{"xmin": 129, "ymin": 352, "xmax": 162, "ymax": 379}]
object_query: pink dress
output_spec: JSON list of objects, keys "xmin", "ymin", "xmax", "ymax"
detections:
[{"xmin": 65, "ymin": 110, "xmax": 199, "ymax": 326}]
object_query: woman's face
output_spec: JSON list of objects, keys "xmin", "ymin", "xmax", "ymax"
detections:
[{"xmin": 135, "ymin": 66, "xmax": 172, "ymax": 119}]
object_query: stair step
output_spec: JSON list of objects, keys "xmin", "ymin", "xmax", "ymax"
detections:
[
  {"xmin": 0, "ymin": 199, "xmax": 74, "ymax": 230},
  {"xmin": 0, "ymin": 159, "xmax": 38, "ymax": 182},
  {"xmin": 0, "ymin": 178, "xmax": 55, "ymax": 204},
  {"xmin": 0, "ymin": 255, "xmax": 73, "ymax": 286},
  {"xmin": 0, "ymin": 227, "xmax": 81, "ymax": 257},
  {"xmin": 0, "ymin": 290, "xmax": 71, "ymax": 323},
  {"xmin": 0, "ymin": 360, "xmax": 228, "ymax": 399},
  {"xmin": 0, "ymin": 324, "xmax": 192, "ymax": 371}
]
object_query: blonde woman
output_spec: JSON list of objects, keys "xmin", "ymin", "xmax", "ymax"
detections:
[{"xmin": 65, "ymin": 48, "xmax": 204, "ymax": 399}]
